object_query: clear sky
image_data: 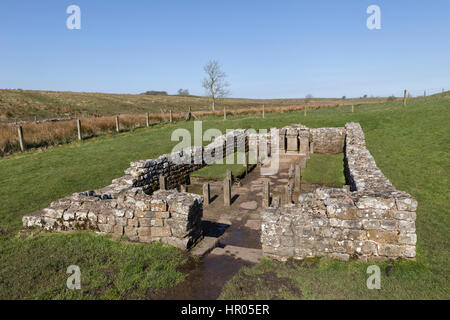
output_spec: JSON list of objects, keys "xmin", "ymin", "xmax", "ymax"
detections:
[{"xmin": 0, "ymin": 0, "xmax": 449, "ymax": 98}]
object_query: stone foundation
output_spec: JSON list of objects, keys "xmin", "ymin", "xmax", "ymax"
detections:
[
  {"xmin": 23, "ymin": 122, "xmax": 417, "ymax": 259},
  {"xmin": 23, "ymin": 188, "xmax": 203, "ymax": 249}
]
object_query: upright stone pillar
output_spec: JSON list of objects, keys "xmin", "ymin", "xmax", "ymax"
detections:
[
  {"xmin": 263, "ymin": 179, "xmax": 271, "ymax": 208},
  {"xmin": 278, "ymin": 129, "xmax": 286, "ymax": 154},
  {"xmin": 286, "ymin": 128, "xmax": 299, "ymax": 153},
  {"xmin": 159, "ymin": 175, "xmax": 167, "ymax": 190},
  {"xmin": 285, "ymin": 185, "xmax": 292, "ymax": 204},
  {"xmin": 243, "ymin": 153, "xmax": 248, "ymax": 175},
  {"xmin": 294, "ymin": 164, "xmax": 302, "ymax": 192},
  {"xmin": 299, "ymin": 129, "xmax": 310, "ymax": 155},
  {"xmin": 223, "ymin": 178, "xmax": 231, "ymax": 207},
  {"xmin": 203, "ymin": 183, "xmax": 210, "ymax": 206},
  {"xmin": 226, "ymin": 170, "xmax": 232, "ymax": 182}
]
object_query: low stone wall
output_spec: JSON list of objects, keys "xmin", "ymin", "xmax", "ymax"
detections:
[
  {"xmin": 261, "ymin": 122, "xmax": 417, "ymax": 262},
  {"xmin": 22, "ymin": 129, "xmax": 247, "ymax": 248},
  {"xmin": 124, "ymin": 129, "xmax": 247, "ymax": 193},
  {"xmin": 23, "ymin": 188, "xmax": 203, "ymax": 249},
  {"xmin": 310, "ymin": 127, "xmax": 346, "ymax": 154}
]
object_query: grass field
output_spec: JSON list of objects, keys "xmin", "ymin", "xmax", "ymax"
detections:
[
  {"xmin": 0, "ymin": 89, "xmax": 386, "ymax": 122},
  {"xmin": 0, "ymin": 93, "xmax": 448, "ymax": 299},
  {"xmin": 0, "ymin": 90, "xmax": 388, "ymax": 157},
  {"xmin": 301, "ymin": 153, "xmax": 346, "ymax": 187}
]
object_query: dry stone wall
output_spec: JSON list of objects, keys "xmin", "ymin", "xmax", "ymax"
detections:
[
  {"xmin": 310, "ymin": 127, "xmax": 346, "ymax": 154},
  {"xmin": 124, "ymin": 129, "xmax": 247, "ymax": 193},
  {"xmin": 22, "ymin": 129, "xmax": 247, "ymax": 249},
  {"xmin": 261, "ymin": 122, "xmax": 417, "ymax": 262},
  {"xmin": 23, "ymin": 188, "xmax": 203, "ymax": 249}
]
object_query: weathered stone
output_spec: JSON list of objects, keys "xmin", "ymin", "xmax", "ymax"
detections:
[
  {"xmin": 367, "ymin": 230, "xmax": 399, "ymax": 244},
  {"xmin": 398, "ymin": 233, "xmax": 417, "ymax": 245},
  {"xmin": 138, "ymin": 227, "xmax": 151, "ymax": 237},
  {"xmin": 393, "ymin": 211, "xmax": 416, "ymax": 221},
  {"xmin": 377, "ymin": 244, "xmax": 403, "ymax": 257},
  {"xmin": 395, "ymin": 197, "xmax": 418, "ymax": 212},
  {"xmin": 98, "ymin": 224, "xmax": 113, "ymax": 233},
  {"xmin": 327, "ymin": 204, "xmax": 358, "ymax": 220},
  {"xmin": 150, "ymin": 199, "xmax": 167, "ymax": 212},
  {"xmin": 151, "ymin": 227, "xmax": 172, "ymax": 237}
]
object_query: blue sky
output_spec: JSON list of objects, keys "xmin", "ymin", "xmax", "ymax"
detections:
[{"xmin": 0, "ymin": 0, "xmax": 449, "ymax": 98}]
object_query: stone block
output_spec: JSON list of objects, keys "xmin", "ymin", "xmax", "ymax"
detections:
[
  {"xmin": 356, "ymin": 197, "xmax": 395, "ymax": 210},
  {"xmin": 327, "ymin": 204, "xmax": 358, "ymax": 220},
  {"xmin": 377, "ymin": 244, "xmax": 403, "ymax": 257},
  {"xmin": 139, "ymin": 218, "xmax": 152, "ymax": 227},
  {"xmin": 98, "ymin": 224, "xmax": 113, "ymax": 233},
  {"xmin": 395, "ymin": 197, "xmax": 418, "ymax": 212},
  {"xmin": 367, "ymin": 230, "xmax": 399, "ymax": 244},
  {"xmin": 393, "ymin": 211, "xmax": 416, "ymax": 221},
  {"xmin": 151, "ymin": 227, "xmax": 172, "ymax": 237},
  {"xmin": 156, "ymin": 211, "xmax": 170, "ymax": 219},
  {"xmin": 138, "ymin": 227, "xmax": 152, "ymax": 237},
  {"xmin": 398, "ymin": 233, "xmax": 417, "ymax": 245},
  {"xmin": 151, "ymin": 199, "xmax": 167, "ymax": 212}
]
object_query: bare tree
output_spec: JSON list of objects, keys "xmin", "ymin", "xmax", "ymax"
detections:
[
  {"xmin": 202, "ymin": 60, "xmax": 230, "ymax": 111},
  {"xmin": 305, "ymin": 94, "xmax": 313, "ymax": 104}
]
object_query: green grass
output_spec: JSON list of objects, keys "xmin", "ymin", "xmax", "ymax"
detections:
[
  {"xmin": 191, "ymin": 152, "xmax": 248, "ymax": 180},
  {"xmin": 301, "ymin": 153, "xmax": 346, "ymax": 187},
  {"xmin": 0, "ymin": 93, "xmax": 449, "ymax": 299},
  {"xmin": 0, "ymin": 233, "xmax": 189, "ymax": 299}
]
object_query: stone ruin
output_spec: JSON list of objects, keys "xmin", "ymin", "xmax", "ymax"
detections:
[
  {"xmin": 23, "ymin": 123, "xmax": 417, "ymax": 261},
  {"xmin": 261, "ymin": 123, "xmax": 417, "ymax": 262}
]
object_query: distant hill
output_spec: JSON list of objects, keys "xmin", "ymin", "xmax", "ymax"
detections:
[{"xmin": 0, "ymin": 89, "xmax": 388, "ymax": 122}]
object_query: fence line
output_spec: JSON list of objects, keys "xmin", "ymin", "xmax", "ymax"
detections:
[{"xmin": 1, "ymin": 89, "xmax": 447, "ymax": 155}]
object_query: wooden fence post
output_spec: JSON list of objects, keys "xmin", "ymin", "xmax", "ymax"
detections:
[
  {"xmin": 203, "ymin": 183, "xmax": 210, "ymax": 206},
  {"xmin": 403, "ymin": 90, "xmax": 407, "ymax": 106},
  {"xmin": 352, "ymin": 104, "xmax": 354, "ymax": 113},
  {"xmin": 146, "ymin": 112, "xmax": 150, "ymax": 127},
  {"xmin": 17, "ymin": 126, "xmax": 25, "ymax": 152},
  {"xmin": 169, "ymin": 110, "xmax": 173, "ymax": 123},
  {"xmin": 115, "ymin": 115, "xmax": 120, "ymax": 132},
  {"xmin": 424, "ymin": 90, "xmax": 426, "ymax": 98},
  {"xmin": 77, "ymin": 118, "xmax": 82, "ymax": 141},
  {"xmin": 262, "ymin": 104, "xmax": 265, "ymax": 118},
  {"xmin": 443, "ymin": 88, "xmax": 445, "ymax": 97},
  {"xmin": 304, "ymin": 104, "xmax": 307, "ymax": 117},
  {"xmin": 224, "ymin": 106, "xmax": 227, "ymax": 120}
]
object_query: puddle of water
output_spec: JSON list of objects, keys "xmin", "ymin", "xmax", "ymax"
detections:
[{"xmin": 149, "ymin": 254, "xmax": 252, "ymax": 300}]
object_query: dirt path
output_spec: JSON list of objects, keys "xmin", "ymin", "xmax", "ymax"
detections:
[{"xmin": 149, "ymin": 156, "xmax": 309, "ymax": 300}]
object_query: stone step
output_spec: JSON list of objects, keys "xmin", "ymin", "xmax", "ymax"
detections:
[
  {"xmin": 210, "ymin": 245, "xmax": 262, "ymax": 263},
  {"xmin": 190, "ymin": 236, "xmax": 220, "ymax": 257}
]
